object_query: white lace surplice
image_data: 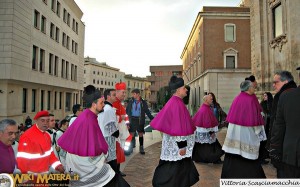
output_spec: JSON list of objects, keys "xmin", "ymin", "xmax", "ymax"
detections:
[
  {"xmin": 222, "ymin": 123, "xmax": 267, "ymax": 160},
  {"xmin": 194, "ymin": 126, "xmax": 218, "ymax": 144},
  {"xmin": 160, "ymin": 133, "xmax": 195, "ymax": 161}
]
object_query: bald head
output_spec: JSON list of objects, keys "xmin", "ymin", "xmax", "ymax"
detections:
[{"xmin": 203, "ymin": 95, "xmax": 213, "ymax": 106}]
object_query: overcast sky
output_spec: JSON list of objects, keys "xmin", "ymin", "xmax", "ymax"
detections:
[{"xmin": 74, "ymin": 0, "xmax": 242, "ymax": 77}]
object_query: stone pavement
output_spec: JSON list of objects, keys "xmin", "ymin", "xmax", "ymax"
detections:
[{"xmin": 121, "ymin": 128, "xmax": 276, "ymax": 187}]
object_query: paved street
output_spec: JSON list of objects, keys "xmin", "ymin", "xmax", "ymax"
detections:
[{"xmin": 122, "ymin": 128, "xmax": 276, "ymax": 187}]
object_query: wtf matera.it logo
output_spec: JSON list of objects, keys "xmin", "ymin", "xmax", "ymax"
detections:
[{"xmin": 0, "ymin": 173, "xmax": 13, "ymax": 187}]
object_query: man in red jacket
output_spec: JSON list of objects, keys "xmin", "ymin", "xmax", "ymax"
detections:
[{"xmin": 17, "ymin": 110, "xmax": 64, "ymax": 176}]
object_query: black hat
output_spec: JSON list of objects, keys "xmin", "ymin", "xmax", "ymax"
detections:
[
  {"xmin": 245, "ymin": 75, "xmax": 256, "ymax": 82},
  {"xmin": 297, "ymin": 67, "xmax": 300, "ymax": 70},
  {"xmin": 82, "ymin": 85, "xmax": 101, "ymax": 105},
  {"xmin": 169, "ymin": 76, "xmax": 184, "ymax": 90}
]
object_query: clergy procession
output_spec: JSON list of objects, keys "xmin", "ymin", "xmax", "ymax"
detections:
[{"xmin": 1, "ymin": 68, "xmax": 300, "ymax": 186}]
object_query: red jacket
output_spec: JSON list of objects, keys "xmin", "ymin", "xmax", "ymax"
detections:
[
  {"xmin": 17, "ymin": 124, "xmax": 61, "ymax": 173},
  {"xmin": 113, "ymin": 98, "xmax": 129, "ymax": 124}
]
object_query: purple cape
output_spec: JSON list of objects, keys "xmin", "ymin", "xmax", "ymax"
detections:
[
  {"xmin": 57, "ymin": 109, "xmax": 108, "ymax": 157},
  {"xmin": 226, "ymin": 92, "xmax": 264, "ymax": 127},
  {"xmin": 150, "ymin": 96, "xmax": 195, "ymax": 136},
  {"xmin": 192, "ymin": 104, "xmax": 218, "ymax": 128}
]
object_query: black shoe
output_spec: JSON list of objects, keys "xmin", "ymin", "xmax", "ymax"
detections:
[
  {"xmin": 139, "ymin": 146, "xmax": 145, "ymax": 155},
  {"xmin": 120, "ymin": 171, "xmax": 126, "ymax": 177}
]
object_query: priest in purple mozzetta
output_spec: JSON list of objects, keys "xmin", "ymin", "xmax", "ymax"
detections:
[
  {"xmin": 58, "ymin": 85, "xmax": 129, "ymax": 187},
  {"xmin": 192, "ymin": 95, "xmax": 224, "ymax": 164},
  {"xmin": 151, "ymin": 75, "xmax": 199, "ymax": 187},
  {"xmin": 0, "ymin": 119, "xmax": 18, "ymax": 173},
  {"xmin": 221, "ymin": 80, "xmax": 267, "ymax": 178}
]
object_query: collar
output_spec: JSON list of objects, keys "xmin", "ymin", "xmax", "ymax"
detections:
[{"xmin": 104, "ymin": 101, "xmax": 113, "ymax": 107}]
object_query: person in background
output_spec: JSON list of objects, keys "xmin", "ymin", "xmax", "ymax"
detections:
[
  {"xmin": 267, "ymin": 70, "xmax": 297, "ymax": 177},
  {"xmin": 47, "ymin": 114, "xmax": 59, "ymax": 160},
  {"xmin": 192, "ymin": 95, "xmax": 224, "ymax": 164},
  {"xmin": 221, "ymin": 80, "xmax": 266, "ymax": 178},
  {"xmin": 17, "ymin": 110, "xmax": 64, "ymax": 177},
  {"xmin": 69, "ymin": 104, "xmax": 83, "ymax": 126},
  {"xmin": 24, "ymin": 116, "xmax": 32, "ymax": 131},
  {"xmin": 113, "ymin": 82, "xmax": 130, "ymax": 177},
  {"xmin": 259, "ymin": 92, "xmax": 273, "ymax": 164},
  {"xmin": 151, "ymin": 75, "xmax": 199, "ymax": 187},
  {"xmin": 58, "ymin": 85, "xmax": 129, "ymax": 187},
  {"xmin": 208, "ymin": 92, "xmax": 227, "ymax": 129},
  {"xmin": 98, "ymin": 88, "xmax": 119, "ymax": 173},
  {"xmin": 0, "ymin": 119, "xmax": 18, "ymax": 173},
  {"xmin": 126, "ymin": 88, "xmax": 154, "ymax": 155},
  {"xmin": 55, "ymin": 119, "xmax": 69, "ymax": 167}
]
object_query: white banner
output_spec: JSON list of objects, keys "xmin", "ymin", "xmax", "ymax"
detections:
[{"xmin": 220, "ymin": 179, "xmax": 300, "ymax": 187}]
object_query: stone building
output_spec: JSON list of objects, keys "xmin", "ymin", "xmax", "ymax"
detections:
[
  {"xmin": 124, "ymin": 74, "xmax": 150, "ymax": 102},
  {"xmin": 250, "ymin": 0, "xmax": 300, "ymax": 92},
  {"xmin": 181, "ymin": 6, "xmax": 251, "ymax": 114},
  {"xmin": 84, "ymin": 57, "xmax": 125, "ymax": 94},
  {"xmin": 148, "ymin": 65, "xmax": 182, "ymax": 109},
  {"xmin": 0, "ymin": 0, "xmax": 85, "ymax": 122}
]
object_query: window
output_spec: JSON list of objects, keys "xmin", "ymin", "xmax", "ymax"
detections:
[
  {"xmin": 22, "ymin": 88, "xmax": 27, "ymax": 113},
  {"xmin": 75, "ymin": 42, "xmax": 78, "ymax": 54},
  {"xmin": 63, "ymin": 9, "xmax": 67, "ymax": 23},
  {"xmin": 34, "ymin": 10, "xmax": 40, "ymax": 29},
  {"xmin": 47, "ymin": 91, "xmax": 51, "ymax": 110},
  {"xmin": 55, "ymin": 27, "xmax": 59, "ymax": 42},
  {"xmin": 66, "ymin": 36, "xmax": 70, "ymax": 49},
  {"xmin": 32, "ymin": 89, "xmax": 36, "ymax": 112},
  {"xmin": 71, "ymin": 64, "xmax": 74, "ymax": 80},
  {"xmin": 226, "ymin": 56, "xmax": 235, "ymax": 68},
  {"xmin": 56, "ymin": 1, "xmax": 60, "ymax": 17},
  {"xmin": 51, "ymin": 0, "xmax": 56, "ymax": 11},
  {"xmin": 66, "ymin": 61, "xmax": 69, "ymax": 79},
  {"xmin": 224, "ymin": 24, "xmax": 236, "ymax": 42},
  {"xmin": 74, "ymin": 65, "xmax": 77, "ymax": 81},
  {"xmin": 72, "ymin": 40, "xmax": 74, "ymax": 52},
  {"xmin": 59, "ymin": 92, "xmax": 62, "ymax": 109},
  {"xmin": 41, "ymin": 16, "xmax": 46, "ymax": 33},
  {"xmin": 223, "ymin": 48, "xmax": 238, "ymax": 69},
  {"xmin": 54, "ymin": 56, "xmax": 58, "ymax": 76},
  {"xmin": 49, "ymin": 53, "xmax": 53, "ymax": 74},
  {"xmin": 67, "ymin": 13, "xmax": 70, "ymax": 26},
  {"xmin": 65, "ymin": 93, "xmax": 71, "ymax": 112},
  {"xmin": 273, "ymin": 3, "xmax": 283, "ymax": 38},
  {"xmin": 41, "ymin": 90, "xmax": 44, "ymax": 110},
  {"xmin": 39, "ymin": 49, "xmax": 45, "ymax": 72},
  {"xmin": 75, "ymin": 22, "xmax": 78, "ymax": 34},
  {"xmin": 61, "ymin": 59, "xmax": 65, "ymax": 78},
  {"xmin": 50, "ymin": 23, "xmax": 55, "ymax": 38},
  {"xmin": 62, "ymin": 32, "xmax": 66, "ymax": 47},
  {"xmin": 32, "ymin": 45, "xmax": 38, "ymax": 70},
  {"xmin": 72, "ymin": 19, "xmax": 75, "ymax": 31},
  {"xmin": 54, "ymin": 91, "xmax": 57, "ymax": 109}
]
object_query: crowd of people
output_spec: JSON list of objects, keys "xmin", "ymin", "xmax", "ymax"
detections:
[{"xmin": 0, "ymin": 66, "xmax": 300, "ymax": 186}]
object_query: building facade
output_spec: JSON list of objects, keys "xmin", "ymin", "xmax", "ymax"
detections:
[
  {"xmin": 124, "ymin": 74, "xmax": 150, "ymax": 102},
  {"xmin": 181, "ymin": 6, "xmax": 251, "ymax": 114},
  {"xmin": 0, "ymin": 0, "xmax": 85, "ymax": 122},
  {"xmin": 148, "ymin": 65, "xmax": 182, "ymax": 109},
  {"xmin": 250, "ymin": 0, "xmax": 300, "ymax": 92},
  {"xmin": 84, "ymin": 57, "xmax": 125, "ymax": 94}
]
